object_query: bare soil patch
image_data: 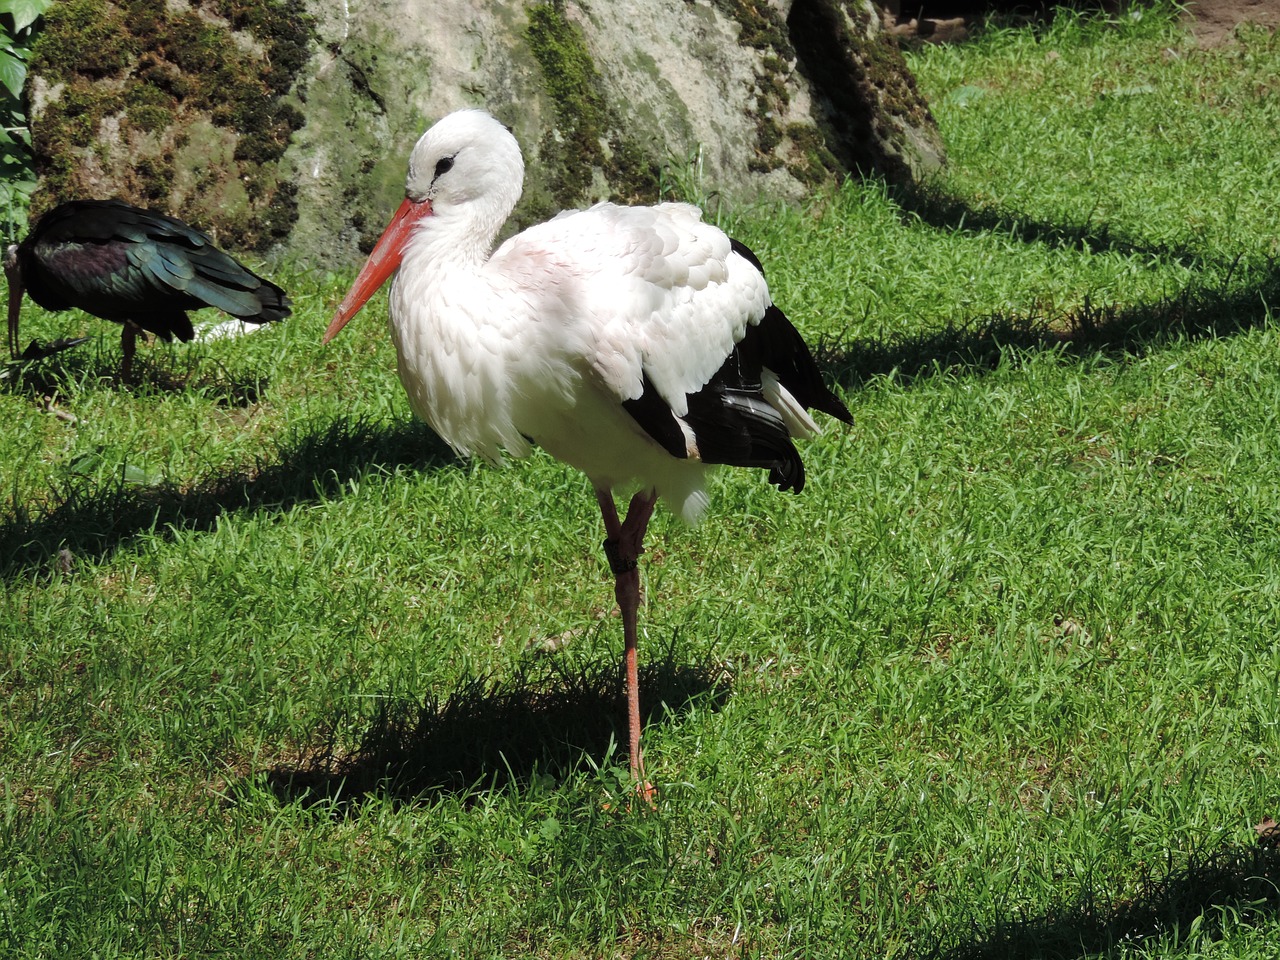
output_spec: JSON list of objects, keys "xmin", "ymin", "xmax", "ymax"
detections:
[
  {"xmin": 1183, "ymin": 0, "xmax": 1280, "ymax": 45},
  {"xmin": 886, "ymin": 0, "xmax": 1279, "ymax": 47}
]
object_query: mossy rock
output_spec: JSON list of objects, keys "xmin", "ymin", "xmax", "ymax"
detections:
[
  {"xmin": 23, "ymin": 0, "xmax": 944, "ymax": 267},
  {"xmin": 26, "ymin": 0, "xmax": 311, "ymax": 251}
]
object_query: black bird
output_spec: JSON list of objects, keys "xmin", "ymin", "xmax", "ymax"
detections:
[{"xmin": 5, "ymin": 199, "xmax": 291, "ymax": 379}]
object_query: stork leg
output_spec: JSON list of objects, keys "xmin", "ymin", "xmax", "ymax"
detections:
[{"xmin": 596, "ymin": 487, "xmax": 657, "ymax": 798}]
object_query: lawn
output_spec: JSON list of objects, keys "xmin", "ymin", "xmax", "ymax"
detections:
[{"xmin": 3, "ymin": 4, "xmax": 1280, "ymax": 957}]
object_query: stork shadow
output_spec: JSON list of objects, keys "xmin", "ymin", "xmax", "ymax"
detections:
[
  {"xmin": 0, "ymin": 414, "xmax": 458, "ymax": 582},
  {"xmin": 924, "ymin": 839, "xmax": 1280, "ymax": 959},
  {"xmin": 816, "ymin": 184, "xmax": 1280, "ymax": 390},
  {"xmin": 261, "ymin": 642, "xmax": 731, "ymax": 806}
]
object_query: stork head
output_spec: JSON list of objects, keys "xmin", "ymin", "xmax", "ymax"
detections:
[
  {"xmin": 405, "ymin": 109, "xmax": 524, "ymax": 220},
  {"xmin": 324, "ymin": 109, "xmax": 525, "ymax": 344}
]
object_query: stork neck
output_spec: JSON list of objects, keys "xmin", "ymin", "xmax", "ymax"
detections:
[{"xmin": 407, "ymin": 204, "xmax": 507, "ymax": 271}]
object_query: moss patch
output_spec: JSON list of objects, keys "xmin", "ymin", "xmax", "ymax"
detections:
[
  {"xmin": 788, "ymin": 0, "xmax": 944, "ymax": 181},
  {"xmin": 28, "ymin": 0, "xmax": 312, "ymax": 250},
  {"xmin": 784, "ymin": 122, "xmax": 841, "ymax": 186},
  {"xmin": 710, "ymin": 0, "xmax": 942, "ymax": 184},
  {"xmin": 706, "ymin": 0, "xmax": 805, "ymax": 175},
  {"xmin": 525, "ymin": 1, "xmax": 659, "ymax": 209},
  {"xmin": 708, "ymin": 0, "xmax": 794, "ymax": 58}
]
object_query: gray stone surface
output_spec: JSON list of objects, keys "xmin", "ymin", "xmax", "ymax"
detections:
[{"xmin": 27, "ymin": 0, "xmax": 945, "ymax": 267}]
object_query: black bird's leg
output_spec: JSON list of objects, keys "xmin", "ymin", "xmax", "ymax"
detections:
[{"xmin": 120, "ymin": 323, "xmax": 140, "ymax": 382}]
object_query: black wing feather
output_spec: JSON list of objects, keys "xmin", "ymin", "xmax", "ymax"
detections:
[
  {"xmin": 621, "ymin": 371, "xmax": 689, "ymax": 460},
  {"xmin": 684, "ymin": 378, "xmax": 806, "ymax": 492},
  {"xmin": 620, "ymin": 236, "xmax": 849, "ymax": 494},
  {"xmin": 729, "ymin": 238, "xmax": 851, "ymax": 426}
]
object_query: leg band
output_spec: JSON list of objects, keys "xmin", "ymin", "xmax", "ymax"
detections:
[{"xmin": 602, "ymin": 538, "xmax": 637, "ymax": 576}]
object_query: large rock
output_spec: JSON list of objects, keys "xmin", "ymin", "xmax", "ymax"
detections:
[
  {"xmin": 27, "ymin": 0, "xmax": 945, "ymax": 267},
  {"xmin": 26, "ymin": 0, "xmax": 310, "ymax": 251}
]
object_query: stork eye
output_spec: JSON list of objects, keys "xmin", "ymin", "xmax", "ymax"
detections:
[{"xmin": 433, "ymin": 155, "xmax": 455, "ymax": 179}]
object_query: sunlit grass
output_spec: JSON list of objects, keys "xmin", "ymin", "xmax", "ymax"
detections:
[{"xmin": 3, "ymin": 4, "xmax": 1280, "ymax": 956}]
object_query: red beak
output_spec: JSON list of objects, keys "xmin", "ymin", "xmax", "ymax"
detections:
[{"xmin": 323, "ymin": 197, "xmax": 434, "ymax": 344}]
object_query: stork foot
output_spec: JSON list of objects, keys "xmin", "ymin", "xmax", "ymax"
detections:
[
  {"xmin": 602, "ymin": 777, "xmax": 657, "ymax": 813},
  {"xmin": 635, "ymin": 778, "xmax": 657, "ymax": 808}
]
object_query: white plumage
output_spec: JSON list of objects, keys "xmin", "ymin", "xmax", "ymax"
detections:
[
  {"xmin": 384, "ymin": 112, "xmax": 794, "ymax": 522},
  {"xmin": 325, "ymin": 109, "xmax": 851, "ymax": 794}
]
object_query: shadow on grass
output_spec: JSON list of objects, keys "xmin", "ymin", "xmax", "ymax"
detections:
[
  {"xmin": 0, "ymin": 414, "xmax": 458, "ymax": 581},
  {"xmin": 891, "ymin": 181, "xmax": 1228, "ymax": 273},
  {"xmin": 926, "ymin": 841, "xmax": 1280, "ymax": 960},
  {"xmin": 8, "ymin": 188, "xmax": 1277, "ymax": 585},
  {"xmin": 2, "ymin": 331, "xmax": 273, "ymax": 406},
  {"xmin": 263, "ymin": 644, "xmax": 730, "ymax": 805},
  {"xmin": 818, "ymin": 184, "xmax": 1280, "ymax": 390}
]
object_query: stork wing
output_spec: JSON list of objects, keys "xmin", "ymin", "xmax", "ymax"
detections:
[{"xmin": 489, "ymin": 202, "xmax": 768, "ymax": 415}]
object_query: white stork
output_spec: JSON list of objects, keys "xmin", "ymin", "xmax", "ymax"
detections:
[{"xmin": 324, "ymin": 109, "xmax": 851, "ymax": 797}]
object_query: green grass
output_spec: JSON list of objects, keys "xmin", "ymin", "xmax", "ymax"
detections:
[{"xmin": 3, "ymin": 4, "xmax": 1280, "ymax": 956}]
